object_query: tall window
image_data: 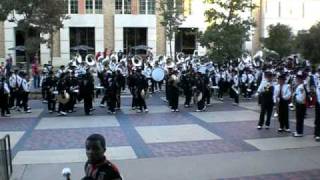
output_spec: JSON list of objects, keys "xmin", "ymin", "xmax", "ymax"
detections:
[
  {"xmin": 140, "ymin": 0, "xmax": 146, "ymax": 14},
  {"xmin": 70, "ymin": 27, "xmax": 95, "ymax": 59},
  {"xmin": 124, "ymin": 0, "xmax": 132, "ymax": 14},
  {"xmin": 115, "ymin": 0, "xmax": 122, "ymax": 14},
  {"xmin": 70, "ymin": 0, "xmax": 78, "ymax": 14},
  {"xmin": 147, "ymin": 0, "xmax": 155, "ymax": 14},
  {"xmin": 86, "ymin": 0, "xmax": 93, "ymax": 13},
  {"xmin": 95, "ymin": 0, "xmax": 103, "ymax": 14}
]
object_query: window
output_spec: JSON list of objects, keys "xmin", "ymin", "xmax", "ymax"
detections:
[
  {"xmin": 124, "ymin": 0, "xmax": 131, "ymax": 14},
  {"xmin": 147, "ymin": 0, "xmax": 155, "ymax": 14},
  {"xmin": 70, "ymin": 0, "xmax": 78, "ymax": 14},
  {"xmin": 123, "ymin": 28, "xmax": 147, "ymax": 55},
  {"xmin": 115, "ymin": 0, "xmax": 122, "ymax": 14},
  {"xmin": 140, "ymin": 0, "xmax": 146, "ymax": 14},
  {"xmin": 70, "ymin": 27, "xmax": 95, "ymax": 59},
  {"xmin": 95, "ymin": 0, "xmax": 103, "ymax": 14},
  {"xmin": 86, "ymin": 0, "xmax": 93, "ymax": 13}
]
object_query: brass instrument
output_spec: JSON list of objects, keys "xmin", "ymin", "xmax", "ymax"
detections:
[{"xmin": 57, "ymin": 90, "xmax": 70, "ymax": 104}]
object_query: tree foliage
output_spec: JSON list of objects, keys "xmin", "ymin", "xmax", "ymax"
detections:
[
  {"xmin": 0, "ymin": 0, "xmax": 68, "ymax": 71},
  {"xmin": 294, "ymin": 22, "xmax": 320, "ymax": 63},
  {"xmin": 263, "ymin": 23, "xmax": 294, "ymax": 58},
  {"xmin": 158, "ymin": 0, "xmax": 185, "ymax": 58},
  {"xmin": 200, "ymin": 0, "xmax": 256, "ymax": 62}
]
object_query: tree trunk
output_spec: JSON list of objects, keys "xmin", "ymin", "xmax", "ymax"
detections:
[{"xmin": 169, "ymin": 37, "xmax": 172, "ymax": 58}]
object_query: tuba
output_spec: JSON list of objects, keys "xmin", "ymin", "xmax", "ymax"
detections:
[
  {"xmin": 85, "ymin": 54, "xmax": 96, "ymax": 66},
  {"xmin": 132, "ymin": 55, "xmax": 143, "ymax": 67},
  {"xmin": 57, "ymin": 90, "xmax": 70, "ymax": 104}
]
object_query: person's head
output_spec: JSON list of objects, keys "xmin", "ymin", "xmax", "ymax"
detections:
[
  {"xmin": 278, "ymin": 74, "xmax": 286, "ymax": 85},
  {"xmin": 85, "ymin": 134, "xmax": 106, "ymax": 164},
  {"xmin": 265, "ymin": 71, "xmax": 272, "ymax": 82},
  {"xmin": 296, "ymin": 74, "xmax": 304, "ymax": 84}
]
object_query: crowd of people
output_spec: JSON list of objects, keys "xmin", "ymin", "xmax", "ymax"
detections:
[{"xmin": 1, "ymin": 50, "xmax": 320, "ymax": 142}]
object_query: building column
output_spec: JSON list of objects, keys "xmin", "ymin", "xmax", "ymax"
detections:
[
  {"xmin": 252, "ymin": 0, "xmax": 264, "ymax": 55},
  {"xmin": 104, "ymin": 0, "xmax": 115, "ymax": 50},
  {"xmin": 156, "ymin": 1, "xmax": 166, "ymax": 56},
  {"xmin": 0, "ymin": 21, "xmax": 4, "ymax": 60}
]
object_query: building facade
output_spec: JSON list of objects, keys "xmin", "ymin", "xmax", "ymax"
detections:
[
  {"xmin": 0, "ymin": 0, "xmax": 207, "ymax": 66},
  {"xmin": 0, "ymin": 0, "xmax": 320, "ymax": 65}
]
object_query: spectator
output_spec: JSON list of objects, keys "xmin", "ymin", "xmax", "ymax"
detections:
[
  {"xmin": 32, "ymin": 59, "xmax": 40, "ymax": 88},
  {"xmin": 0, "ymin": 62, "xmax": 5, "ymax": 76},
  {"xmin": 5, "ymin": 54, "xmax": 12, "ymax": 77},
  {"xmin": 83, "ymin": 134, "xmax": 122, "ymax": 180}
]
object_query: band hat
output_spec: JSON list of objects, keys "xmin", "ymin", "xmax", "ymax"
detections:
[
  {"xmin": 278, "ymin": 74, "xmax": 286, "ymax": 80},
  {"xmin": 296, "ymin": 70, "xmax": 304, "ymax": 78}
]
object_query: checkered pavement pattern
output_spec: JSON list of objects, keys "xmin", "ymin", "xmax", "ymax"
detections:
[{"xmin": 1, "ymin": 93, "xmax": 320, "ymax": 178}]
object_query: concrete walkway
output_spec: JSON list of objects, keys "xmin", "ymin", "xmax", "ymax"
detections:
[{"xmin": 11, "ymin": 147, "xmax": 320, "ymax": 180}]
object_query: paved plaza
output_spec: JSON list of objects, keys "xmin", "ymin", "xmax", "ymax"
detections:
[{"xmin": 1, "ymin": 92, "xmax": 320, "ymax": 180}]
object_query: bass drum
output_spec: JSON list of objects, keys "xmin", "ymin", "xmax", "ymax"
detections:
[{"xmin": 151, "ymin": 67, "xmax": 165, "ymax": 82}]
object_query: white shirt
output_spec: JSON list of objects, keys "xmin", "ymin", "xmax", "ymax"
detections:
[
  {"xmin": 21, "ymin": 79, "xmax": 31, "ymax": 92},
  {"xmin": 316, "ymin": 85, "xmax": 320, "ymax": 104},
  {"xmin": 241, "ymin": 74, "xmax": 248, "ymax": 83},
  {"xmin": 248, "ymin": 74, "xmax": 255, "ymax": 84},
  {"xmin": 233, "ymin": 75, "xmax": 239, "ymax": 87},
  {"xmin": 295, "ymin": 83, "xmax": 306, "ymax": 104},
  {"xmin": 9, "ymin": 74, "xmax": 22, "ymax": 88},
  {"xmin": 274, "ymin": 84, "xmax": 291, "ymax": 102},
  {"xmin": 1, "ymin": 82, "xmax": 10, "ymax": 94}
]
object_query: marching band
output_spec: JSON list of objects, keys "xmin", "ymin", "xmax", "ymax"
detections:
[{"xmin": 0, "ymin": 51, "xmax": 320, "ymax": 141}]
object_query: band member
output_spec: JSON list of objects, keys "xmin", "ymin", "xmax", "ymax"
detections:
[
  {"xmin": 57, "ymin": 73, "xmax": 68, "ymax": 116},
  {"xmin": 217, "ymin": 69, "xmax": 226, "ymax": 101},
  {"xmin": 293, "ymin": 73, "xmax": 307, "ymax": 137},
  {"xmin": 115, "ymin": 69, "xmax": 125, "ymax": 110},
  {"xmin": 80, "ymin": 69, "xmax": 95, "ymax": 115},
  {"xmin": 128, "ymin": 69, "xmax": 138, "ymax": 110},
  {"xmin": 256, "ymin": 71, "xmax": 274, "ymax": 129},
  {"xmin": 168, "ymin": 70, "xmax": 180, "ymax": 112},
  {"xmin": 195, "ymin": 72, "xmax": 206, "ymax": 112},
  {"xmin": 241, "ymin": 70, "xmax": 249, "ymax": 98},
  {"xmin": 135, "ymin": 69, "xmax": 148, "ymax": 113},
  {"xmin": 9, "ymin": 69, "xmax": 22, "ymax": 109},
  {"xmin": 66, "ymin": 71, "xmax": 78, "ymax": 113},
  {"xmin": 21, "ymin": 72, "xmax": 31, "ymax": 113},
  {"xmin": 315, "ymin": 81, "xmax": 320, "ymax": 141},
  {"xmin": 40, "ymin": 70, "xmax": 48, "ymax": 103},
  {"xmin": 247, "ymin": 70, "xmax": 255, "ymax": 99},
  {"xmin": 181, "ymin": 70, "xmax": 194, "ymax": 108},
  {"xmin": 106, "ymin": 71, "xmax": 118, "ymax": 114},
  {"xmin": 44, "ymin": 71, "xmax": 57, "ymax": 113},
  {"xmin": 203, "ymin": 70, "xmax": 211, "ymax": 106},
  {"xmin": 0, "ymin": 76, "xmax": 10, "ymax": 117},
  {"xmin": 230, "ymin": 70, "xmax": 239, "ymax": 105},
  {"xmin": 274, "ymin": 74, "xmax": 291, "ymax": 132}
]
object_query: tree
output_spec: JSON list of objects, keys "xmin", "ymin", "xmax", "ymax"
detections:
[
  {"xmin": 200, "ymin": 0, "xmax": 256, "ymax": 62},
  {"xmin": 158, "ymin": 0, "xmax": 185, "ymax": 59},
  {"xmin": 294, "ymin": 22, "xmax": 320, "ymax": 63},
  {"xmin": 263, "ymin": 23, "xmax": 294, "ymax": 59},
  {"xmin": 0, "ymin": 0, "xmax": 68, "ymax": 74}
]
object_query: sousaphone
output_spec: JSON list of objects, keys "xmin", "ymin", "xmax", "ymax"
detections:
[
  {"xmin": 57, "ymin": 91, "xmax": 70, "ymax": 104},
  {"xmin": 85, "ymin": 54, "xmax": 96, "ymax": 66},
  {"xmin": 132, "ymin": 55, "xmax": 143, "ymax": 67}
]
